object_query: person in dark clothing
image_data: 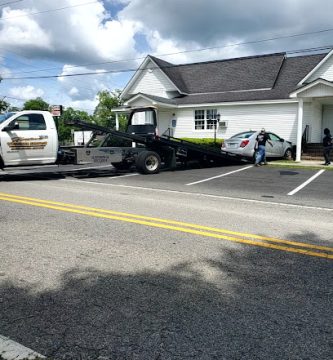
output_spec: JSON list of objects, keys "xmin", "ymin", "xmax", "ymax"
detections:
[
  {"xmin": 254, "ymin": 128, "xmax": 272, "ymax": 166},
  {"xmin": 323, "ymin": 128, "xmax": 332, "ymax": 165}
]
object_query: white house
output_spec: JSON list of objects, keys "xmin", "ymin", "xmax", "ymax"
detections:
[{"xmin": 115, "ymin": 49, "xmax": 333, "ymax": 161}]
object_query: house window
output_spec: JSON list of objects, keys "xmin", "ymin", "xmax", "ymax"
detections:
[
  {"xmin": 194, "ymin": 110, "xmax": 205, "ymax": 130},
  {"xmin": 194, "ymin": 109, "xmax": 218, "ymax": 130}
]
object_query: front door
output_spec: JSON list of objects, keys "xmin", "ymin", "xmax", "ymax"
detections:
[{"xmin": 322, "ymin": 106, "xmax": 333, "ymax": 133}]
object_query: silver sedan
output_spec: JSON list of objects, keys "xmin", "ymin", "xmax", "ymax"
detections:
[{"xmin": 221, "ymin": 131, "xmax": 293, "ymax": 161}]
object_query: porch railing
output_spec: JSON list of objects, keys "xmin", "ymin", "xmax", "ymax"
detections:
[
  {"xmin": 162, "ymin": 127, "xmax": 173, "ymax": 138},
  {"xmin": 302, "ymin": 125, "xmax": 310, "ymax": 152}
]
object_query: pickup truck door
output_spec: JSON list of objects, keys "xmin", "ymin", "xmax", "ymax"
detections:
[{"xmin": 1, "ymin": 113, "xmax": 54, "ymax": 166}]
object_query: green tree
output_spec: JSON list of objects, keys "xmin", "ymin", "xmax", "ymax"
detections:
[
  {"xmin": 94, "ymin": 89, "xmax": 126, "ymax": 129},
  {"xmin": 0, "ymin": 98, "xmax": 10, "ymax": 112},
  {"xmin": 23, "ymin": 97, "xmax": 49, "ymax": 111},
  {"xmin": 57, "ymin": 107, "xmax": 93, "ymax": 143}
]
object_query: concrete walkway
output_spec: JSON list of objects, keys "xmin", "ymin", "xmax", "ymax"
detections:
[{"xmin": 268, "ymin": 159, "xmax": 332, "ymax": 168}]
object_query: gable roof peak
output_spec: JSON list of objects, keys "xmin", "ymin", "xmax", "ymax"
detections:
[{"xmin": 148, "ymin": 55, "xmax": 173, "ymax": 66}]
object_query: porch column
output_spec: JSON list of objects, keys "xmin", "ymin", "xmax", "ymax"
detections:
[
  {"xmin": 115, "ymin": 113, "xmax": 119, "ymax": 130},
  {"xmin": 296, "ymin": 98, "xmax": 303, "ymax": 162}
]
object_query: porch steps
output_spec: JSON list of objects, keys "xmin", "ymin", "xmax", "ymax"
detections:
[{"xmin": 301, "ymin": 143, "xmax": 323, "ymax": 160}]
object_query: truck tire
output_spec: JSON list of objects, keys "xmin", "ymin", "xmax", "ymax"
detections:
[
  {"xmin": 136, "ymin": 151, "xmax": 161, "ymax": 174},
  {"xmin": 111, "ymin": 161, "xmax": 131, "ymax": 170}
]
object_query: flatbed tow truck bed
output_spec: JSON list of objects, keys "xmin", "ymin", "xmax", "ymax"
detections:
[{"xmin": 68, "ymin": 118, "xmax": 249, "ymax": 172}]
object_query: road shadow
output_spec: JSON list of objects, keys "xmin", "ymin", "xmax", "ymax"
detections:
[{"xmin": 0, "ymin": 243, "xmax": 332, "ymax": 359}]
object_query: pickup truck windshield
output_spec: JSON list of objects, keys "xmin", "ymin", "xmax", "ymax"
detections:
[{"xmin": 0, "ymin": 112, "xmax": 15, "ymax": 124}]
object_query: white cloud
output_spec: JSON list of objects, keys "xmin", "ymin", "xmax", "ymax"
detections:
[
  {"xmin": 58, "ymin": 64, "xmax": 111, "ymax": 101},
  {"xmin": 0, "ymin": 7, "xmax": 51, "ymax": 53},
  {"xmin": 66, "ymin": 99, "xmax": 98, "ymax": 114},
  {"xmin": 145, "ymin": 30, "xmax": 249, "ymax": 65},
  {"xmin": 0, "ymin": 0, "xmax": 332, "ymax": 111},
  {"xmin": 0, "ymin": 0, "xmax": 139, "ymax": 63},
  {"xmin": 9, "ymin": 85, "xmax": 44, "ymax": 99},
  {"xmin": 120, "ymin": 0, "xmax": 333, "ymax": 60}
]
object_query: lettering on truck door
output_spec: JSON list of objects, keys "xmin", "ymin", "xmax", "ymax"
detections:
[{"xmin": 1, "ymin": 113, "xmax": 53, "ymax": 166}]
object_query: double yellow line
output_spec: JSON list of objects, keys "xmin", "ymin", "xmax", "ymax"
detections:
[{"xmin": 0, "ymin": 192, "xmax": 332, "ymax": 260}]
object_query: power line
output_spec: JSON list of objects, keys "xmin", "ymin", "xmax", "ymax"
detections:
[
  {"xmin": 4, "ymin": 26, "xmax": 333, "ymax": 78},
  {"xmin": 0, "ymin": 0, "xmax": 99, "ymax": 21},
  {"xmin": 0, "ymin": 94, "xmax": 24, "ymax": 101},
  {"xmin": 2, "ymin": 44, "xmax": 332, "ymax": 81},
  {"xmin": 0, "ymin": 0, "xmax": 24, "ymax": 6}
]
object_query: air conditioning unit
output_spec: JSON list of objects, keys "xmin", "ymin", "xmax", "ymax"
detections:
[{"xmin": 219, "ymin": 121, "xmax": 228, "ymax": 128}]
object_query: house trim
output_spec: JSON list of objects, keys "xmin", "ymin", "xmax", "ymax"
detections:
[
  {"xmin": 120, "ymin": 56, "xmax": 186, "ymax": 100},
  {"xmin": 123, "ymin": 93, "xmax": 299, "ymax": 109},
  {"xmin": 177, "ymin": 98, "xmax": 299, "ymax": 108},
  {"xmin": 124, "ymin": 93, "xmax": 176, "ymax": 108},
  {"xmin": 290, "ymin": 78, "xmax": 333, "ymax": 98},
  {"xmin": 297, "ymin": 49, "xmax": 333, "ymax": 86}
]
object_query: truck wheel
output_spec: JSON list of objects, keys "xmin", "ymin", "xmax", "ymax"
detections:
[
  {"xmin": 111, "ymin": 161, "xmax": 131, "ymax": 170},
  {"xmin": 136, "ymin": 151, "xmax": 161, "ymax": 174}
]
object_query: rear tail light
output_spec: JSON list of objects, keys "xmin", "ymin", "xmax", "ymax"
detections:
[{"xmin": 240, "ymin": 139, "xmax": 250, "ymax": 148}]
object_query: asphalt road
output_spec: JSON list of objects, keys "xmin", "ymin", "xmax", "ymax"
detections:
[{"xmin": 0, "ymin": 163, "xmax": 332, "ymax": 359}]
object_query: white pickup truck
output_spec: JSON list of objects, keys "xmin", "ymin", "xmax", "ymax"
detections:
[
  {"xmin": 0, "ymin": 111, "xmax": 59, "ymax": 168},
  {"xmin": 0, "ymin": 110, "xmax": 125, "ymax": 173}
]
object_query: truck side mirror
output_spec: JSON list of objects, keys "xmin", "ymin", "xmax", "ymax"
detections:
[{"xmin": 2, "ymin": 121, "xmax": 18, "ymax": 131}]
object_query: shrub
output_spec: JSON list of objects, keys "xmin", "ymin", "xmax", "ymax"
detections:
[{"xmin": 181, "ymin": 138, "xmax": 223, "ymax": 149}]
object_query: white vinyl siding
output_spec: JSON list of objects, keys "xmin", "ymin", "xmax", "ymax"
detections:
[
  {"xmin": 298, "ymin": 84, "xmax": 333, "ymax": 98},
  {"xmin": 127, "ymin": 98, "xmax": 153, "ymax": 107},
  {"xmin": 127, "ymin": 61, "xmax": 177, "ymax": 99},
  {"xmin": 174, "ymin": 103, "xmax": 299, "ymax": 143},
  {"xmin": 307, "ymin": 55, "xmax": 333, "ymax": 83}
]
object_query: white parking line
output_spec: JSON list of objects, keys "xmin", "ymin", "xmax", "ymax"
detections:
[
  {"xmin": 55, "ymin": 178, "xmax": 333, "ymax": 211},
  {"xmin": 107, "ymin": 173, "xmax": 139, "ymax": 179},
  {"xmin": 287, "ymin": 169, "xmax": 325, "ymax": 196},
  {"xmin": 186, "ymin": 165, "xmax": 253, "ymax": 186},
  {"xmin": 0, "ymin": 334, "xmax": 45, "ymax": 359}
]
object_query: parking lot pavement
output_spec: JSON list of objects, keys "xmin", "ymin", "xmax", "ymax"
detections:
[
  {"xmin": 1, "ymin": 162, "xmax": 333, "ymax": 209},
  {"xmin": 52, "ymin": 163, "xmax": 332, "ymax": 208}
]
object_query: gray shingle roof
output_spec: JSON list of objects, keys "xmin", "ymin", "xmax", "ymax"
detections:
[{"xmin": 147, "ymin": 52, "xmax": 328, "ymax": 105}]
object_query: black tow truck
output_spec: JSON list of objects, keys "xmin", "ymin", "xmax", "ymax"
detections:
[{"xmin": 65, "ymin": 106, "xmax": 246, "ymax": 174}]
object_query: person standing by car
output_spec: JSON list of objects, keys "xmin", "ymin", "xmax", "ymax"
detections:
[
  {"xmin": 323, "ymin": 128, "xmax": 332, "ymax": 165},
  {"xmin": 254, "ymin": 128, "xmax": 272, "ymax": 166}
]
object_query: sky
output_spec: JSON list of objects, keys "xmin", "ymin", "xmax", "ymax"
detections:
[{"xmin": 0, "ymin": 0, "xmax": 332, "ymax": 113}]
